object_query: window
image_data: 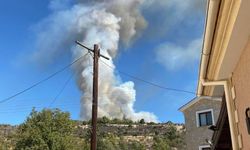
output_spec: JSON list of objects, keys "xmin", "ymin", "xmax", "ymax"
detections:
[
  {"xmin": 196, "ymin": 109, "xmax": 214, "ymax": 127},
  {"xmin": 199, "ymin": 145, "xmax": 211, "ymax": 150},
  {"xmin": 199, "ymin": 111, "xmax": 212, "ymax": 126}
]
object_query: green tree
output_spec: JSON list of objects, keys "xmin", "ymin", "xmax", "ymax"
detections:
[
  {"xmin": 164, "ymin": 124, "xmax": 185, "ymax": 149},
  {"xmin": 139, "ymin": 119, "xmax": 145, "ymax": 124},
  {"xmin": 97, "ymin": 134, "xmax": 120, "ymax": 150},
  {"xmin": 152, "ymin": 137, "xmax": 170, "ymax": 150},
  {"xmin": 96, "ymin": 133, "xmax": 146, "ymax": 150},
  {"xmin": 128, "ymin": 141, "xmax": 146, "ymax": 150},
  {"xmin": 14, "ymin": 108, "xmax": 85, "ymax": 150},
  {"xmin": 98, "ymin": 116, "xmax": 110, "ymax": 124},
  {"xmin": 152, "ymin": 124, "xmax": 185, "ymax": 150}
]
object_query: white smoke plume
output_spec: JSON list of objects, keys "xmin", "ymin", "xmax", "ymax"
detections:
[{"xmin": 32, "ymin": 0, "xmax": 158, "ymax": 122}]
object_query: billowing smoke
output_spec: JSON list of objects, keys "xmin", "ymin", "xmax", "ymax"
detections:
[{"xmin": 32, "ymin": 0, "xmax": 158, "ymax": 122}]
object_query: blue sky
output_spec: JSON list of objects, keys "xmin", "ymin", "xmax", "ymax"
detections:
[{"xmin": 0, "ymin": 0, "xmax": 206, "ymax": 124}]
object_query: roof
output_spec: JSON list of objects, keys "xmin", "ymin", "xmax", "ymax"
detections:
[{"xmin": 178, "ymin": 96, "xmax": 222, "ymax": 112}]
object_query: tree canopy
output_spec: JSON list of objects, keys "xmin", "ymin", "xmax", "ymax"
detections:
[
  {"xmin": 0, "ymin": 108, "xmax": 185, "ymax": 150},
  {"xmin": 15, "ymin": 108, "xmax": 84, "ymax": 150}
]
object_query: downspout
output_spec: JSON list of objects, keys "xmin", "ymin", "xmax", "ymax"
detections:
[{"xmin": 201, "ymin": 80, "xmax": 238, "ymax": 150}]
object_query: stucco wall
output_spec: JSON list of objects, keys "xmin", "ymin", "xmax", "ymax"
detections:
[
  {"xmin": 183, "ymin": 99, "xmax": 221, "ymax": 150},
  {"xmin": 232, "ymin": 38, "xmax": 250, "ymax": 149}
]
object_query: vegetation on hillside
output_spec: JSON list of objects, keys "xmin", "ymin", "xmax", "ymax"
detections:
[{"xmin": 0, "ymin": 108, "xmax": 185, "ymax": 150}]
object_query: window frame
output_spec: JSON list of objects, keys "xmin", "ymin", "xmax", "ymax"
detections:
[
  {"xmin": 199, "ymin": 145, "xmax": 211, "ymax": 150},
  {"xmin": 196, "ymin": 109, "xmax": 214, "ymax": 127}
]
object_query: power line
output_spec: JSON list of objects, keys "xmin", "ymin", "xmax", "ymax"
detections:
[
  {"xmin": 0, "ymin": 55, "xmax": 84, "ymax": 104},
  {"xmin": 100, "ymin": 59, "xmax": 195, "ymax": 95},
  {"xmin": 0, "ymin": 101, "xmax": 79, "ymax": 111},
  {"xmin": 0, "ymin": 103, "xmax": 80, "ymax": 113},
  {"xmin": 0, "ymin": 47, "xmax": 194, "ymax": 108},
  {"xmin": 0, "ymin": 99, "xmax": 80, "ymax": 112},
  {"xmin": 49, "ymin": 73, "xmax": 74, "ymax": 108}
]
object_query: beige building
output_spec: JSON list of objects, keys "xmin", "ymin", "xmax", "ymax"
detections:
[
  {"xmin": 179, "ymin": 96, "xmax": 221, "ymax": 150},
  {"xmin": 195, "ymin": 0, "xmax": 250, "ymax": 149}
]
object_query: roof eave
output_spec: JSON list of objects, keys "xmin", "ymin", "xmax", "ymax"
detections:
[{"xmin": 197, "ymin": 0, "xmax": 222, "ymax": 96}]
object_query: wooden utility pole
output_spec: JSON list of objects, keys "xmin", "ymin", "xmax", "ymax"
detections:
[
  {"xmin": 91, "ymin": 44, "xmax": 99, "ymax": 150},
  {"xmin": 75, "ymin": 41, "xmax": 109, "ymax": 150}
]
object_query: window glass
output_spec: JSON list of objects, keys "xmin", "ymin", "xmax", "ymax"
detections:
[
  {"xmin": 199, "ymin": 113, "xmax": 207, "ymax": 126},
  {"xmin": 206, "ymin": 112, "xmax": 212, "ymax": 125},
  {"xmin": 198, "ymin": 111, "xmax": 212, "ymax": 126}
]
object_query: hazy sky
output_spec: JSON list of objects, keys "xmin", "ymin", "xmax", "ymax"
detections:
[{"xmin": 0, "ymin": 0, "xmax": 206, "ymax": 124}]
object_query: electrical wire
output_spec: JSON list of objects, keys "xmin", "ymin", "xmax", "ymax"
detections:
[
  {"xmin": 0, "ymin": 103, "xmax": 80, "ymax": 113},
  {"xmin": 0, "ymin": 101, "xmax": 79, "ymax": 111},
  {"xmin": 99, "ymin": 59, "xmax": 196, "ymax": 95},
  {"xmin": 48, "ymin": 73, "xmax": 74, "ymax": 108},
  {"xmin": 0, "ymin": 55, "xmax": 84, "ymax": 104},
  {"xmin": 0, "ymin": 48, "xmax": 195, "ymax": 114},
  {"xmin": 46, "ymin": 52, "xmax": 93, "ymax": 109}
]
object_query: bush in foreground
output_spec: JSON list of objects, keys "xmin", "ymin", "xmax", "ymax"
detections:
[{"xmin": 14, "ymin": 108, "xmax": 84, "ymax": 150}]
